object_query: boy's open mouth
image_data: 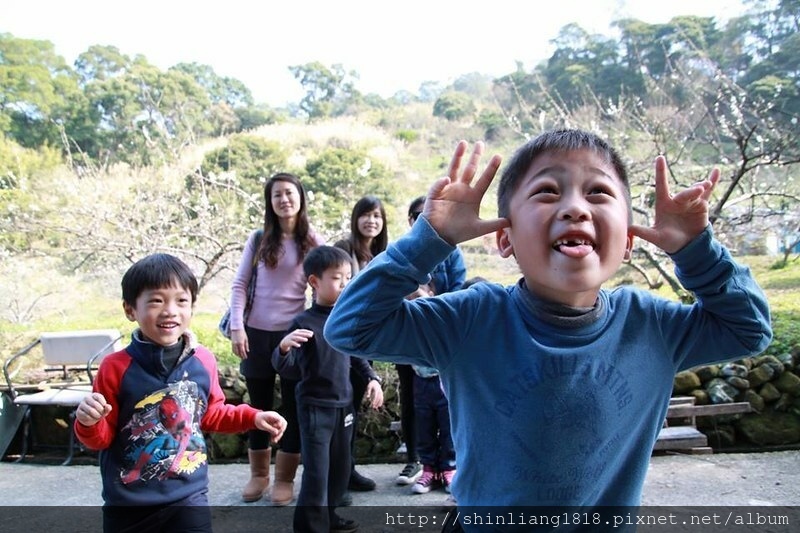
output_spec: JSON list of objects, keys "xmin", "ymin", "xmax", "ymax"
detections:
[{"xmin": 552, "ymin": 238, "xmax": 595, "ymax": 258}]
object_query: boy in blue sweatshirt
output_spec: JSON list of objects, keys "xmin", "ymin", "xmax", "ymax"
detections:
[
  {"xmin": 273, "ymin": 245, "xmax": 383, "ymax": 533},
  {"xmin": 75, "ymin": 253, "xmax": 287, "ymax": 533},
  {"xmin": 324, "ymin": 130, "xmax": 772, "ymax": 529}
]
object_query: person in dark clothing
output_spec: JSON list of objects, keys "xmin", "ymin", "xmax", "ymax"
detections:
[{"xmin": 273, "ymin": 246, "xmax": 384, "ymax": 533}]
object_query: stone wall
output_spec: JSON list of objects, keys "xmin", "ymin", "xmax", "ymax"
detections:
[
  {"xmin": 672, "ymin": 346, "xmax": 800, "ymax": 449},
  {"xmin": 208, "ymin": 364, "xmax": 403, "ymax": 463}
]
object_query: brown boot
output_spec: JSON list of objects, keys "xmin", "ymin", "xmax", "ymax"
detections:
[
  {"xmin": 241, "ymin": 448, "xmax": 272, "ymax": 503},
  {"xmin": 271, "ymin": 450, "xmax": 301, "ymax": 506}
]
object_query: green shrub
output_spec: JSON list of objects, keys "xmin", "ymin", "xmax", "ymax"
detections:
[
  {"xmin": 394, "ymin": 129, "xmax": 419, "ymax": 144},
  {"xmin": 200, "ymin": 134, "xmax": 287, "ymax": 195},
  {"xmin": 192, "ymin": 313, "xmax": 238, "ymax": 366},
  {"xmin": 767, "ymin": 309, "xmax": 800, "ymax": 356}
]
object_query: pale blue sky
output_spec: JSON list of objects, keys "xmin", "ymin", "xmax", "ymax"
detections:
[{"xmin": 4, "ymin": 0, "xmax": 748, "ymax": 107}]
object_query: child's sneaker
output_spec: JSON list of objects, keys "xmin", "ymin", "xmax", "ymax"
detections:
[
  {"xmin": 411, "ymin": 465, "xmax": 440, "ymax": 494},
  {"xmin": 396, "ymin": 462, "xmax": 422, "ymax": 485},
  {"xmin": 441, "ymin": 469, "xmax": 456, "ymax": 493}
]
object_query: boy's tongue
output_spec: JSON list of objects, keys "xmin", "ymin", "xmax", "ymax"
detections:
[{"xmin": 556, "ymin": 242, "xmax": 594, "ymax": 258}]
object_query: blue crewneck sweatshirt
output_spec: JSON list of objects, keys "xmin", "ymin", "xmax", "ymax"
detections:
[{"xmin": 325, "ymin": 217, "xmax": 771, "ymax": 514}]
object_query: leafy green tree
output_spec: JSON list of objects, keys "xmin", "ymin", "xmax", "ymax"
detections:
[
  {"xmin": 138, "ymin": 66, "xmax": 212, "ymax": 157},
  {"xmin": 170, "ymin": 62, "xmax": 254, "ymax": 108},
  {"xmin": 73, "ymin": 50, "xmax": 216, "ymax": 167},
  {"xmin": 432, "ymin": 92, "xmax": 476, "ymax": 121},
  {"xmin": 418, "ymin": 81, "xmax": 444, "ymax": 103},
  {"xmin": 170, "ymin": 62, "xmax": 267, "ymax": 135},
  {"xmin": 394, "ymin": 129, "xmax": 419, "ymax": 145},
  {"xmin": 304, "ymin": 146, "xmax": 397, "ymax": 236},
  {"xmin": 476, "ymin": 109, "xmax": 507, "ymax": 142},
  {"xmin": 200, "ymin": 134, "xmax": 288, "ymax": 198},
  {"xmin": 74, "ymin": 44, "xmax": 131, "ymax": 84},
  {"xmin": 539, "ymin": 23, "xmax": 639, "ymax": 107},
  {"xmin": 0, "ymin": 34, "xmax": 80, "ymax": 149},
  {"xmin": 452, "ymin": 73, "xmax": 494, "ymax": 99},
  {"xmin": 289, "ymin": 61, "xmax": 359, "ymax": 121},
  {"xmin": 735, "ymin": 1, "xmax": 800, "ymax": 116},
  {"xmin": 235, "ymin": 103, "xmax": 283, "ymax": 131}
]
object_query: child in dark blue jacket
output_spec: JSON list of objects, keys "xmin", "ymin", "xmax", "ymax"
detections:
[{"xmin": 273, "ymin": 245, "xmax": 383, "ymax": 533}]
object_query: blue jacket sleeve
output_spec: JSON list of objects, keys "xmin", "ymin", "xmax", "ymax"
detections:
[
  {"xmin": 351, "ymin": 356, "xmax": 379, "ymax": 382},
  {"xmin": 658, "ymin": 226, "xmax": 772, "ymax": 370},
  {"xmin": 324, "ymin": 217, "xmax": 463, "ymax": 369},
  {"xmin": 432, "ymin": 247, "xmax": 466, "ymax": 294}
]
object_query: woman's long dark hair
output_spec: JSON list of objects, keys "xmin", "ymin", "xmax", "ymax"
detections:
[
  {"xmin": 347, "ymin": 195, "xmax": 388, "ymax": 266},
  {"xmin": 259, "ymin": 173, "xmax": 315, "ymax": 268}
]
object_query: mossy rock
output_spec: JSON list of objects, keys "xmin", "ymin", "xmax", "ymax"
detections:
[
  {"xmin": 737, "ymin": 411, "xmax": 800, "ymax": 446},
  {"xmin": 774, "ymin": 370, "xmax": 800, "ymax": 396},
  {"xmin": 673, "ymin": 370, "xmax": 701, "ymax": 394},
  {"xmin": 207, "ymin": 431, "xmax": 247, "ymax": 460}
]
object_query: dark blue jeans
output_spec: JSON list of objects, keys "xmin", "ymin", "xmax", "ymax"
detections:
[
  {"xmin": 103, "ymin": 492, "xmax": 211, "ymax": 533},
  {"xmin": 395, "ymin": 363, "xmax": 419, "ymax": 463},
  {"xmin": 413, "ymin": 374, "xmax": 455, "ymax": 471},
  {"xmin": 294, "ymin": 403, "xmax": 353, "ymax": 533}
]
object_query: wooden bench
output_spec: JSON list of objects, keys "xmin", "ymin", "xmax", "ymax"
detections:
[
  {"xmin": 654, "ymin": 395, "xmax": 752, "ymax": 454},
  {"xmin": 2, "ymin": 330, "xmax": 123, "ymax": 464}
]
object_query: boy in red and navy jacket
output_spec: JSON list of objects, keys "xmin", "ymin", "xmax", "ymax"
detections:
[{"xmin": 75, "ymin": 253, "xmax": 286, "ymax": 533}]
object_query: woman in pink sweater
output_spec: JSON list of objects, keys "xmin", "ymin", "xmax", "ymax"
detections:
[{"xmin": 229, "ymin": 172, "xmax": 325, "ymax": 505}]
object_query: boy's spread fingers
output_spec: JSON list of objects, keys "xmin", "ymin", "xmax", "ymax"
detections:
[
  {"xmin": 653, "ymin": 155, "xmax": 672, "ymax": 202},
  {"xmin": 461, "ymin": 141, "xmax": 485, "ymax": 183},
  {"xmin": 447, "ymin": 140, "xmax": 469, "ymax": 179},
  {"xmin": 703, "ymin": 169, "xmax": 720, "ymax": 200},
  {"xmin": 474, "ymin": 154, "xmax": 503, "ymax": 193}
]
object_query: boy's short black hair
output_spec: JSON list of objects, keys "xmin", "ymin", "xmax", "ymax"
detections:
[
  {"xmin": 121, "ymin": 253, "xmax": 199, "ymax": 306},
  {"xmin": 497, "ymin": 129, "xmax": 632, "ymax": 222},
  {"xmin": 303, "ymin": 245, "xmax": 352, "ymax": 279},
  {"xmin": 408, "ymin": 196, "xmax": 425, "ymax": 218}
]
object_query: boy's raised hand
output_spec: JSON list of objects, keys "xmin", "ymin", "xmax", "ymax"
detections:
[
  {"xmin": 424, "ymin": 140, "xmax": 510, "ymax": 245},
  {"xmin": 278, "ymin": 329, "xmax": 314, "ymax": 354},
  {"xmin": 254, "ymin": 411, "xmax": 287, "ymax": 443},
  {"xmin": 76, "ymin": 392, "xmax": 112, "ymax": 426},
  {"xmin": 630, "ymin": 155, "xmax": 720, "ymax": 254}
]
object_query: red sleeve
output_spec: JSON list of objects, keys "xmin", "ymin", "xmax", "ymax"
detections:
[
  {"xmin": 74, "ymin": 351, "xmax": 130, "ymax": 450},
  {"xmin": 195, "ymin": 347, "xmax": 259, "ymax": 433}
]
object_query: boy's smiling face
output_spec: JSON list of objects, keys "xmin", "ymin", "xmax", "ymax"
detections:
[
  {"xmin": 497, "ymin": 148, "xmax": 633, "ymax": 307},
  {"xmin": 310, "ymin": 262, "xmax": 352, "ymax": 306},
  {"xmin": 123, "ymin": 282, "xmax": 193, "ymax": 346}
]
